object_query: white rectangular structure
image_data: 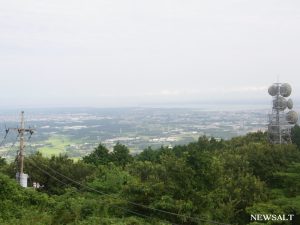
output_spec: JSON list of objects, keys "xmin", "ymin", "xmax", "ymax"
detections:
[{"xmin": 16, "ymin": 172, "xmax": 29, "ymax": 188}]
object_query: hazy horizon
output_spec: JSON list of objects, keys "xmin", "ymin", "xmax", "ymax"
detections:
[
  {"xmin": 1, "ymin": 1, "xmax": 300, "ymax": 108},
  {"xmin": 0, "ymin": 100, "xmax": 279, "ymax": 110}
]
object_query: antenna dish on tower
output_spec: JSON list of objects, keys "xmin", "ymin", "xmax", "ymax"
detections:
[
  {"xmin": 280, "ymin": 83, "xmax": 292, "ymax": 97},
  {"xmin": 273, "ymin": 96, "xmax": 287, "ymax": 111},
  {"xmin": 287, "ymin": 98, "xmax": 293, "ymax": 109},
  {"xmin": 267, "ymin": 82, "xmax": 297, "ymax": 144},
  {"xmin": 286, "ymin": 110, "xmax": 299, "ymax": 124},
  {"xmin": 268, "ymin": 84, "xmax": 278, "ymax": 96}
]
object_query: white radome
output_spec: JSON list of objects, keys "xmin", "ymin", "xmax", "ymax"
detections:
[
  {"xmin": 286, "ymin": 110, "xmax": 298, "ymax": 124},
  {"xmin": 287, "ymin": 98, "xmax": 293, "ymax": 109},
  {"xmin": 273, "ymin": 96, "xmax": 287, "ymax": 111},
  {"xmin": 268, "ymin": 84, "xmax": 278, "ymax": 96},
  {"xmin": 280, "ymin": 83, "xmax": 292, "ymax": 97}
]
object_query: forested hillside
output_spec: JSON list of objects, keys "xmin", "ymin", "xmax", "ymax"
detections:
[{"xmin": 1, "ymin": 128, "xmax": 300, "ymax": 225}]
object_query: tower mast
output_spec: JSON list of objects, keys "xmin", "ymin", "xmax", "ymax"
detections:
[{"xmin": 267, "ymin": 82, "xmax": 298, "ymax": 144}]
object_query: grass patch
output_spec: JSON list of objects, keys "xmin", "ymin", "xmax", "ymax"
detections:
[
  {"xmin": 71, "ymin": 157, "xmax": 81, "ymax": 162},
  {"xmin": 37, "ymin": 136, "xmax": 71, "ymax": 157}
]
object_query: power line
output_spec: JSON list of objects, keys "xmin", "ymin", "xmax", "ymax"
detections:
[
  {"xmin": 27, "ymin": 133, "xmax": 231, "ymax": 225},
  {"xmin": 0, "ymin": 134, "xmax": 19, "ymax": 158},
  {"xmin": 0, "ymin": 138, "xmax": 7, "ymax": 147},
  {"xmin": 30, "ymin": 157, "xmax": 231, "ymax": 225},
  {"xmin": 27, "ymin": 159, "xmax": 70, "ymax": 187},
  {"xmin": 27, "ymin": 159, "xmax": 175, "ymax": 225},
  {"xmin": 0, "ymin": 127, "xmax": 10, "ymax": 147}
]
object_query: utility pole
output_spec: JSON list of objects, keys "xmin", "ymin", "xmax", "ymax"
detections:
[{"xmin": 8, "ymin": 111, "xmax": 34, "ymax": 187}]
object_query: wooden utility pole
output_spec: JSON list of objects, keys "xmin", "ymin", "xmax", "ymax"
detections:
[
  {"xmin": 19, "ymin": 111, "xmax": 25, "ymax": 175},
  {"xmin": 8, "ymin": 111, "xmax": 34, "ymax": 187}
]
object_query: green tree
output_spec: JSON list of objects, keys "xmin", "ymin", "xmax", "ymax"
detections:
[
  {"xmin": 0, "ymin": 172, "xmax": 52, "ymax": 224},
  {"xmin": 87, "ymin": 164, "xmax": 132, "ymax": 194},
  {"xmin": 292, "ymin": 124, "xmax": 300, "ymax": 148},
  {"xmin": 83, "ymin": 143, "xmax": 111, "ymax": 166},
  {"xmin": 111, "ymin": 142, "xmax": 133, "ymax": 168},
  {"xmin": 25, "ymin": 153, "xmax": 94, "ymax": 194},
  {"xmin": 137, "ymin": 147, "xmax": 160, "ymax": 162},
  {"xmin": 0, "ymin": 157, "xmax": 6, "ymax": 167},
  {"xmin": 0, "ymin": 157, "xmax": 7, "ymax": 174}
]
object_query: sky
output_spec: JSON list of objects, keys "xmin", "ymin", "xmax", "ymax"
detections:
[{"xmin": 0, "ymin": 0, "xmax": 300, "ymax": 108}]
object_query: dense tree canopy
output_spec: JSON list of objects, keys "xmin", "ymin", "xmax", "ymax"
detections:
[
  {"xmin": 292, "ymin": 124, "xmax": 300, "ymax": 148},
  {"xmin": 1, "ymin": 131, "xmax": 300, "ymax": 224}
]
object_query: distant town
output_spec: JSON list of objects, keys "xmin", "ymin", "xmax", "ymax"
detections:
[{"xmin": 0, "ymin": 106, "xmax": 276, "ymax": 160}]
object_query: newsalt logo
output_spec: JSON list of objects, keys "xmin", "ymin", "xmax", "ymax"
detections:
[{"xmin": 250, "ymin": 214, "xmax": 294, "ymax": 221}]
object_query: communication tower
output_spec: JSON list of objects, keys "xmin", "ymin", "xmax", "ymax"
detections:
[{"xmin": 268, "ymin": 83, "xmax": 298, "ymax": 144}]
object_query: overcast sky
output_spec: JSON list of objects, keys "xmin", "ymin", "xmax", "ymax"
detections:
[{"xmin": 1, "ymin": 0, "xmax": 300, "ymax": 108}]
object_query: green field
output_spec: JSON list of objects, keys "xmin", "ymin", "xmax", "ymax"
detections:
[{"xmin": 37, "ymin": 136, "xmax": 71, "ymax": 157}]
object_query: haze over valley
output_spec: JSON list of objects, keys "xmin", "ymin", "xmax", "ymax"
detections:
[{"xmin": 0, "ymin": 106, "xmax": 274, "ymax": 160}]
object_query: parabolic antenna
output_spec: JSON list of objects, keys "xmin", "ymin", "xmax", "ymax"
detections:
[
  {"xmin": 286, "ymin": 110, "xmax": 299, "ymax": 124},
  {"xmin": 287, "ymin": 98, "xmax": 293, "ymax": 109},
  {"xmin": 268, "ymin": 84, "xmax": 278, "ymax": 96},
  {"xmin": 280, "ymin": 83, "xmax": 292, "ymax": 97},
  {"xmin": 273, "ymin": 96, "xmax": 287, "ymax": 110}
]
